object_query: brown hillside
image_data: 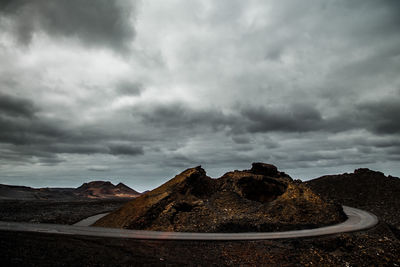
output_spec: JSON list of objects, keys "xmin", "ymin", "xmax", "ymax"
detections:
[
  {"xmin": 74, "ymin": 181, "xmax": 140, "ymax": 199},
  {"xmin": 94, "ymin": 163, "xmax": 345, "ymax": 232}
]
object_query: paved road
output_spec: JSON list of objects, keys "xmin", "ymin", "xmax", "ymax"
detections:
[
  {"xmin": 73, "ymin": 213, "xmax": 109, "ymax": 226},
  {"xmin": 0, "ymin": 206, "xmax": 378, "ymax": 240}
]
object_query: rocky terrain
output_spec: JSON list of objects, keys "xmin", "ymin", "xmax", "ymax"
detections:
[
  {"xmin": 0, "ymin": 181, "xmax": 140, "ymax": 200},
  {"xmin": 94, "ymin": 163, "xmax": 346, "ymax": 232},
  {"xmin": 0, "ymin": 199, "xmax": 131, "ymax": 225},
  {"xmin": 306, "ymin": 168, "xmax": 400, "ymax": 238},
  {"xmin": 0, "ymin": 184, "xmax": 76, "ymax": 200},
  {"xmin": 0, "ymin": 181, "xmax": 140, "ymax": 224},
  {"xmin": 1, "ymin": 165, "xmax": 399, "ymax": 266}
]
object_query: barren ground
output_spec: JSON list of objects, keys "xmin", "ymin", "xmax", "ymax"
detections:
[
  {"xmin": 0, "ymin": 222, "xmax": 399, "ymax": 266},
  {"xmin": 0, "ymin": 199, "xmax": 131, "ymax": 225}
]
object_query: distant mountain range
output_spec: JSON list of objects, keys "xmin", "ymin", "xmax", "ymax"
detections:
[{"xmin": 0, "ymin": 181, "xmax": 141, "ymax": 200}]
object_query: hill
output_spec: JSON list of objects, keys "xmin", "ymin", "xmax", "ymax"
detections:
[
  {"xmin": 0, "ymin": 181, "xmax": 140, "ymax": 200},
  {"xmin": 75, "ymin": 181, "xmax": 140, "ymax": 198},
  {"xmin": 94, "ymin": 163, "xmax": 345, "ymax": 232},
  {"xmin": 305, "ymin": 168, "xmax": 400, "ymax": 235}
]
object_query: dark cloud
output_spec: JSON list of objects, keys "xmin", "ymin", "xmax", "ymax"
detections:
[
  {"xmin": 2, "ymin": 91, "xmax": 397, "ymax": 170},
  {"xmin": 0, "ymin": 94, "xmax": 62, "ymax": 145},
  {"xmin": 0, "ymin": 92, "xmax": 36, "ymax": 117},
  {"xmin": 319, "ymin": 97, "xmax": 400, "ymax": 135},
  {"xmin": 358, "ymin": 99, "xmax": 400, "ymax": 134},
  {"xmin": 0, "ymin": 93, "xmax": 145, "ymax": 165},
  {"xmin": 241, "ymin": 105, "xmax": 323, "ymax": 133},
  {"xmin": 0, "ymin": 0, "xmax": 136, "ymax": 52},
  {"xmin": 108, "ymin": 145, "xmax": 144, "ymax": 156},
  {"xmin": 134, "ymin": 99, "xmax": 400, "ymax": 138},
  {"xmin": 136, "ymin": 103, "xmax": 236, "ymax": 131},
  {"xmin": 369, "ymin": 138, "xmax": 400, "ymax": 148},
  {"xmin": 0, "ymin": 144, "xmax": 65, "ymax": 166}
]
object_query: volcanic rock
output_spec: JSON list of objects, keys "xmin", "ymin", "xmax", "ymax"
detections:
[
  {"xmin": 250, "ymin": 162, "xmax": 279, "ymax": 176},
  {"xmin": 94, "ymin": 163, "xmax": 346, "ymax": 232},
  {"xmin": 306, "ymin": 168, "xmax": 400, "ymax": 233},
  {"xmin": 75, "ymin": 181, "xmax": 140, "ymax": 199}
]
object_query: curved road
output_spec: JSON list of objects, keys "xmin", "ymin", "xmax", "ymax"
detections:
[{"xmin": 0, "ymin": 206, "xmax": 378, "ymax": 240}]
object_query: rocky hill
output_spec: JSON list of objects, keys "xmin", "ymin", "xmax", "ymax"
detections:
[
  {"xmin": 306, "ymin": 168, "xmax": 400, "ymax": 235},
  {"xmin": 94, "ymin": 163, "xmax": 346, "ymax": 232},
  {"xmin": 75, "ymin": 181, "xmax": 140, "ymax": 198}
]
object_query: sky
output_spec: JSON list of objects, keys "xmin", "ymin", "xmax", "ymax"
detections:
[{"xmin": 0, "ymin": 0, "xmax": 399, "ymax": 192}]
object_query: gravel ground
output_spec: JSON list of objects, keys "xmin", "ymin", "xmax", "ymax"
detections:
[{"xmin": 0, "ymin": 222, "xmax": 399, "ymax": 266}]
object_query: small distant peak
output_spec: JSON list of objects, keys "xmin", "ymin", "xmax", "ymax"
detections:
[
  {"xmin": 115, "ymin": 182, "xmax": 140, "ymax": 194},
  {"xmin": 250, "ymin": 162, "xmax": 278, "ymax": 176},
  {"xmin": 76, "ymin": 181, "xmax": 114, "ymax": 190},
  {"xmin": 116, "ymin": 182, "xmax": 128, "ymax": 188}
]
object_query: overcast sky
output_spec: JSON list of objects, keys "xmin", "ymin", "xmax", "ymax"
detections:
[{"xmin": 0, "ymin": 0, "xmax": 399, "ymax": 191}]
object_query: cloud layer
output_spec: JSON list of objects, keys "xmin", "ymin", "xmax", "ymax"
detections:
[
  {"xmin": 0, "ymin": 0, "xmax": 135, "ymax": 52},
  {"xmin": 0, "ymin": 0, "xmax": 399, "ymax": 190}
]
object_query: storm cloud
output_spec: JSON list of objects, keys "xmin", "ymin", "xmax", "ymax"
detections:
[
  {"xmin": 0, "ymin": 93, "xmax": 145, "ymax": 167},
  {"xmin": 0, "ymin": 92, "xmax": 37, "ymax": 117},
  {"xmin": 0, "ymin": 0, "xmax": 399, "ymax": 191},
  {"xmin": 0, "ymin": 0, "xmax": 136, "ymax": 52}
]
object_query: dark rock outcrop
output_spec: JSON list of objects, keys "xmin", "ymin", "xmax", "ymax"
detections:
[
  {"xmin": 250, "ymin": 162, "xmax": 279, "ymax": 176},
  {"xmin": 306, "ymin": 168, "xmax": 400, "ymax": 235},
  {"xmin": 94, "ymin": 163, "xmax": 346, "ymax": 232}
]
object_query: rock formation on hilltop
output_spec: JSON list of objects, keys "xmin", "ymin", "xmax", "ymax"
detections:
[{"xmin": 94, "ymin": 163, "xmax": 346, "ymax": 232}]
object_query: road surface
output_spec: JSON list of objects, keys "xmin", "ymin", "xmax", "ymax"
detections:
[
  {"xmin": 0, "ymin": 206, "xmax": 378, "ymax": 240},
  {"xmin": 73, "ymin": 213, "xmax": 109, "ymax": 226}
]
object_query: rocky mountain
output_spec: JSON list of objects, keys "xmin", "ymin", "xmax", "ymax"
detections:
[
  {"xmin": 75, "ymin": 181, "xmax": 140, "ymax": 198},
  {"xmin": 306, "ymin": 168, "xmax": 400, "ymax": 235},
  {"xmin": 0, "ymin": 181, "xmax": 140, "ymax": 200},
  {"xmin": 94, "ymin": 163, "xmax": 346, "ymax": 232}
]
